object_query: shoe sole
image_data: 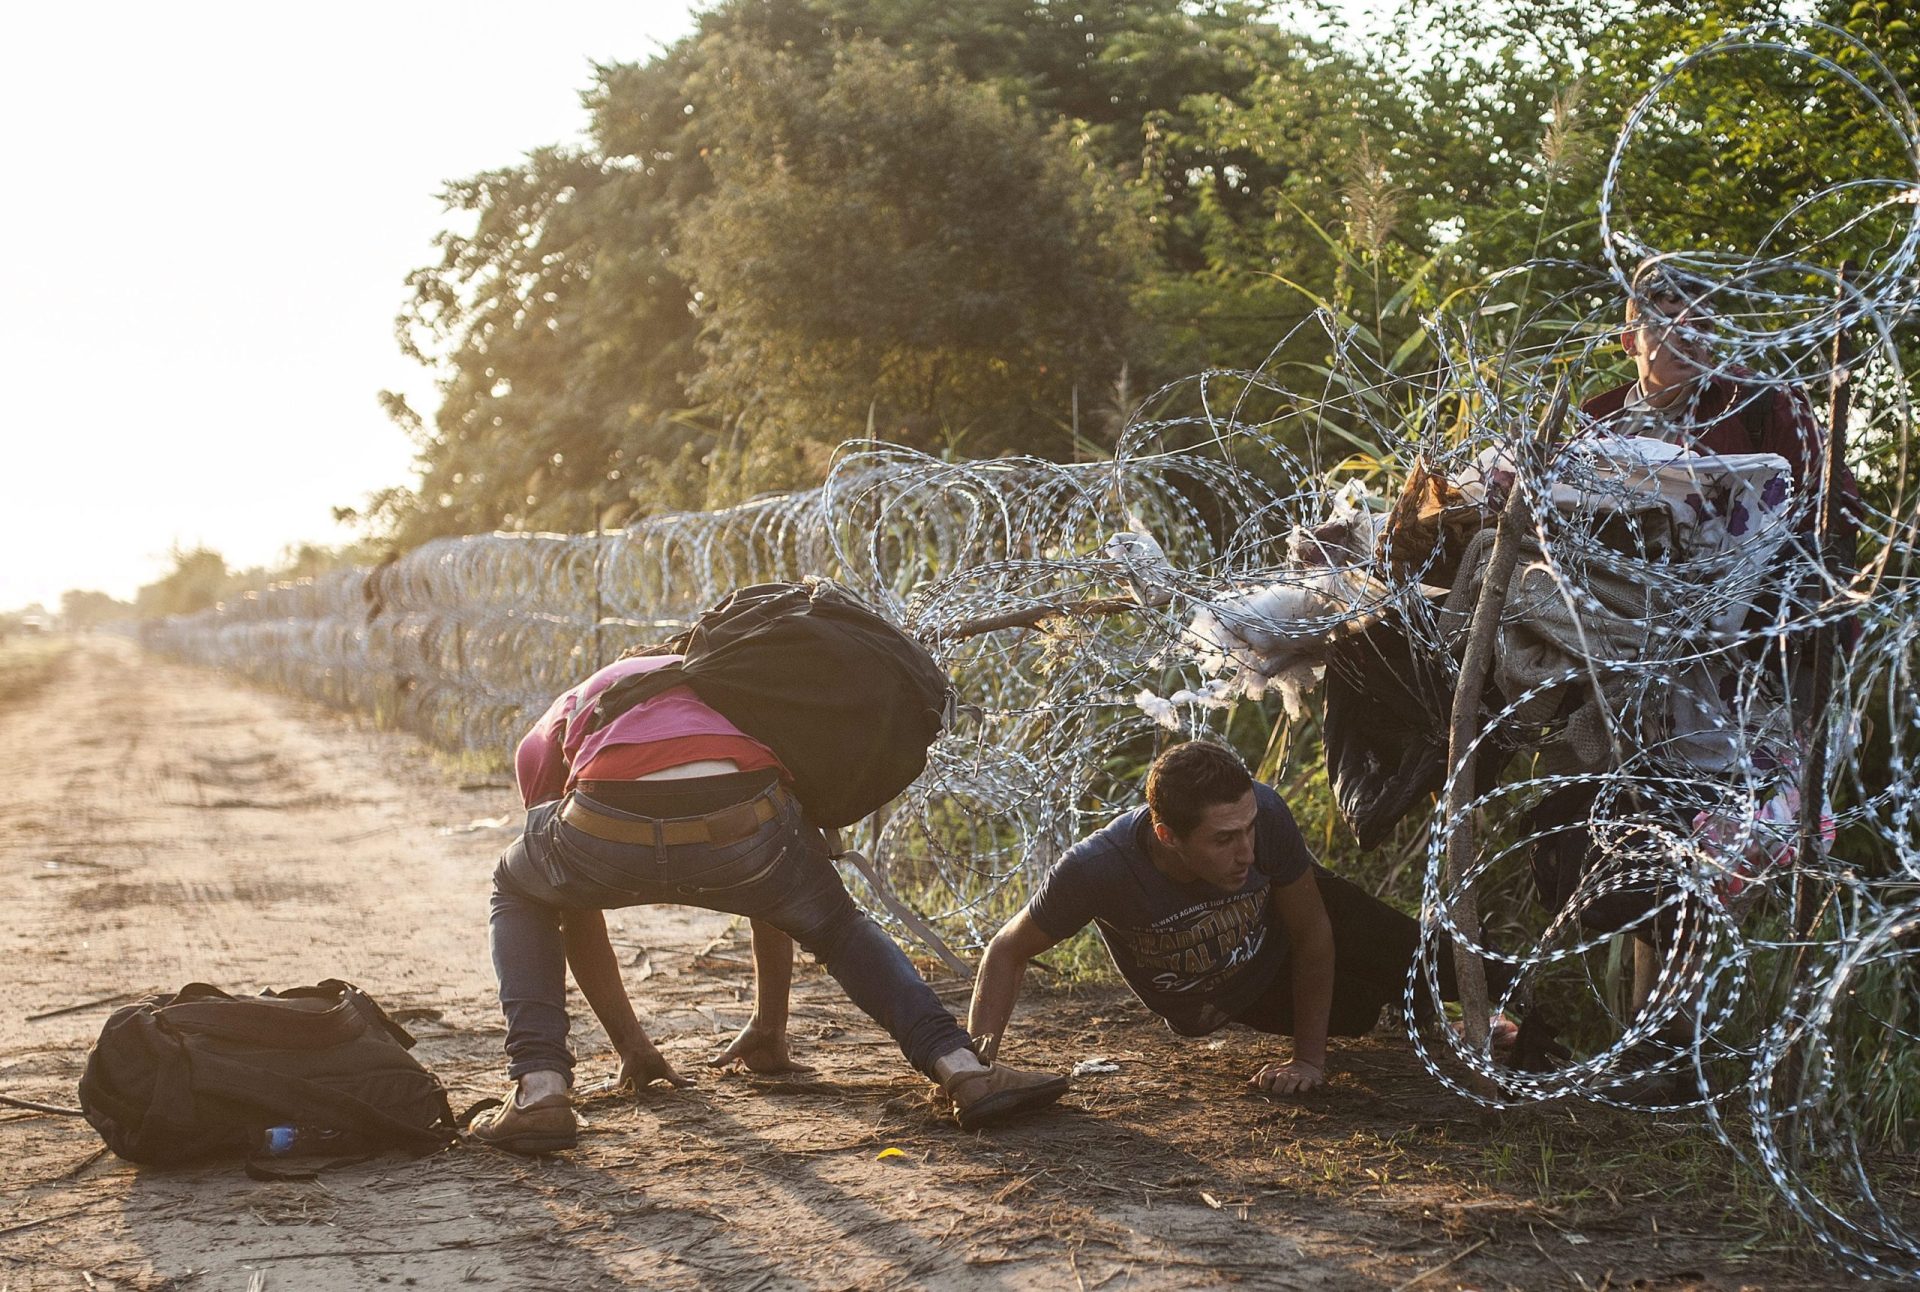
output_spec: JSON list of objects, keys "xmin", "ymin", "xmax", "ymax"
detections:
[
  {"xmin": 463, "ymin": 1127, "xmax": 578, "ymax": 1155},
  {"xmin": 954, "ymin": 1075, "xmax": 1070, "ymax": 1131}
]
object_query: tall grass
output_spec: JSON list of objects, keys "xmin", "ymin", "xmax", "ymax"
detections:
[{"xmin": 0, "ymin": 634, "xmax": 70, "ymax": 711}]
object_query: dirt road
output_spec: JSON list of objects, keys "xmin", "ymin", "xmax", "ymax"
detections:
[{"xmin": 1, "ymin": 637, "xmax": 1848, "ymax": 1289}]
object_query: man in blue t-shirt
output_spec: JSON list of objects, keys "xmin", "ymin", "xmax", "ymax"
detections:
[{"xmin": 969, "ymin": 740, "xmax": 1497, "ymax": 1094}]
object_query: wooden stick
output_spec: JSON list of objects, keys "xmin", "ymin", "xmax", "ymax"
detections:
[
  {"xmin": 0, "ymin": 1093, "xmax": 86, "ymax": 1116},
  {"xmin": 1793, "ymin": 263, "xmax": 1855, "ymax": 945},
  {"xmin": 1391, "ymin": 1236, "xmax": 1492, "ymax": 1292},
  {"xmin": 936, "ymin": 593, "xmax": 1400, "ymax": 658},
  {"xmin": 236, "ymin": 1238, "xmax": 510, "ymax": 1264},
  {"xmin": 25, "ymin": 990, "xmax": 143, "ymax": 1022},
  {"xmin": 0, "ymin": 1200, "xmax": 106, "ymax": 1240},
  {"xmin": 836, "ymin": 847, "xmax": 974, "ymax": 980},
  {"xmin": 1442, "ymin": 380, "xmax": 1570, "ymax": 1068},
  {"xmin": 932, "ymin": 596, "xmax": 1143, "ymax": 641}
]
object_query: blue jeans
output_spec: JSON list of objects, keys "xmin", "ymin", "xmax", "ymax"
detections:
[{"xmin": 489, "ymin": 787, "xmax": 972, "ymax": 1082}]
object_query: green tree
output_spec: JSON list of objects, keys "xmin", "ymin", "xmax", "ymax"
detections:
[
  {"xmin": 380, "ymin": 0, "xmax": 1915, "ymax": 545},
  {"xmin": 382, "ymin": 0, "xmax": 1419, "ymax": 538},
  {"xmin": 1380, "ymin": 0, "xmax": 1920, "ymax": 274},
  {"xmin": 134, "ymin": 547, "xmax": 231, "ymax": 619},
  {"xmin": 59, "ymin": 589, "xmax": 129, "ymax": 629},
  {"xmin": 678, "ymin": 38, "xmax": 1144, "ymax": 480},
  {"xmin": 1123, "ymin": 27, "xmax": 1438, "ymax": 383},
  {"xmin": 388, "ymin": 44, "xmax": 715, "ymax": 545}
]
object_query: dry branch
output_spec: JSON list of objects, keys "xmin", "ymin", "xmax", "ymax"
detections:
[
  {"xmin": 1443, "ymin": 381, "xmax": 1570, "ymax": 1068},
  {"xmin": 1794, "ymin": 263, "xmax": 1855, "ymax": 943},
  {"xmin": 932, "ymin": 597, "xmax": 1144, "ymax": 640},
  {"xmin": 26, "ymin": 990, "xmax": 144, "ymax": 1022}
]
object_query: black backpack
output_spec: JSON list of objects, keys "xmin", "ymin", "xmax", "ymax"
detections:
[
  {"xmin": 592, "ymin": 579, "xmax": 954, "ymax": 828},
  {"xmin": 77, "ymin": 980, "xmax": 457, "ymax": 1167}
]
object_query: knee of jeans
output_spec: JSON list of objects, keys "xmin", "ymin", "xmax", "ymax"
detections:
[{"xmin": 791, "ymin": 894, "xmax": 867, "ymax": 959}]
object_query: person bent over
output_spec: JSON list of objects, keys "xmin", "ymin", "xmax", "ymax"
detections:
[
  {"xmin": 969, "ymin": 740, "xmax": 1508, "ymax": 1094},
  {"xmin": 467, "ymin": 651, "xmax": 1069, "ymax": 1153}
]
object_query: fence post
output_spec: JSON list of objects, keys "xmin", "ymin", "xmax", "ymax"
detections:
[
  {"xmin": 590, "ymin": 499, "xmax": 606, "ymax": 670},
  {"xmin": 1442, "ymin": 379, "xmax": 1569, "ymax": 1076},
  {"xmin": 1793, "ymin": 263, "xmax": 1856, "ymax": 947}
]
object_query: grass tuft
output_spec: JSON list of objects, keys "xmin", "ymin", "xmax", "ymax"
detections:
[{"xmin": 0, "ymin": 635, "xmax": 71, "ymax": 711}]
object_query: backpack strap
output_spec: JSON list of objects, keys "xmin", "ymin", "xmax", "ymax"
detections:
[
  {"xmin": 455, "ymin": 1096, "xmax": 504, "ymax": 1128},
  {"xmin": 589, "ymin": 582, "xmax": 815, "ymax": 733},
  {"xmin": 272, "ymin": 980, "xmax": 419, "ymax": 1049},
  {"xmin": 587, "ymin": 663, "xmax": 690, "ymax": 733},
  {"xmin": 244, "ymin": 1151, "xmax": 379, "ymax": 1183},
  {"xmin": 237, "ymin": 1098, "xmax": 502, "ymax": 1177},
  {"xmin": 160, "ymin": 995, "xmax": 368, "ymax": 1050}
]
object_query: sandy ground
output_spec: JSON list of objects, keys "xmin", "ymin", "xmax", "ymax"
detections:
[{"xmin": 0, "ymin": 636, "xmax": 1861, "ymax": 1290}]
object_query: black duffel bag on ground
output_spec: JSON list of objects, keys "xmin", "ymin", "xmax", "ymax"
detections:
[
  {"xmin": 78, "ymin": 979, "xmax": 457, "ymax": 1167},
  {"xmin": 592, "ymin": 578, "xmax": 955, "ymax": 829}
]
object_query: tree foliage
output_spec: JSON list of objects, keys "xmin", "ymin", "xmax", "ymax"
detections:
[
  {"xmin": 59, "ymin": 589, "xmax": 130, "ymax": 629},
  {"xmin": 680, "ymin": 38, "xmax": 1142, "ymax": 479},
  {"xmin": 380, "ymin": 0, "xmax": 1445, "ymax": 543},
  {"xmin": 366, "ymin": 0, "xmax": 1918, "ymax": 548},
  {"xmin": 134, "ymin": 547, "xmax": 232, "ymax": 619},
  {"xmin": 126, "ymin": 542, "xmax": 380, "ymax": 620}
]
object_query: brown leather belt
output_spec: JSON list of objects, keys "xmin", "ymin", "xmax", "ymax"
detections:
[{"xmin": 560, "ymin": 787, "xmax": 781, "ymax": 847}]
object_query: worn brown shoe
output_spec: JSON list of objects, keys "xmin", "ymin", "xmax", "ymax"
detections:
[
  {"xmin": 464, "ymin": 1090, "xmax": 577, "ymax": 1154},
  {"xmin": 945, "ymin": 1062, "xmax": 1070, "ymax": 1131}
]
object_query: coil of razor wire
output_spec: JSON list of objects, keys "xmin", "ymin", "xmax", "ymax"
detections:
[{"xmin": 138, "ymin": 21, "xmax": 1920, "ymax": 1277}]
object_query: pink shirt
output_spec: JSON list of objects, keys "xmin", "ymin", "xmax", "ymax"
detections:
[{"xmin": 513, "ymin": 655, "xmax": 783, "ymax": 808}]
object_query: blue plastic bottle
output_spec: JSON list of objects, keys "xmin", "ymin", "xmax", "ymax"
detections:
[{"xmin": 259, "ymin": 1125, "xmax": 348, "ymax": 1156}]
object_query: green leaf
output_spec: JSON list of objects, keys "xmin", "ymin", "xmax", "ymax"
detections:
[
  {"xmin": 1389, "ymin": 326, "xmax": 1433, "ymax": 373},
  {"xmin": 1382, "ymin": 248, "xmax": 1445, "ymax": 318}
]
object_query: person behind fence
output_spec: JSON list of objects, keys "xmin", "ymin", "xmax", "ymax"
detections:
[
  {"xmin": 967, "ymin": 740, "xmax": 1517, "ymax": 1095},
  {"xmin": 466, "ymin": 651, "xmax": 1071, "ymax": 1153},
  {"xmin": 1580, "ymin": 259, "xmax": 1861, "ymax": 680},
  {"xmin": 1534, "ymin": 263, "xmax": 1862, "ymax": 1085},
  {"xmin": 1582, "ymin": 262, "xmax": 1859, "ymax": 518}
]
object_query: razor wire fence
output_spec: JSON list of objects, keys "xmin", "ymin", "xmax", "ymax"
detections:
[{"xmin": 137, "ymin": 21, "xmax": 1920, "ymax": 1278}]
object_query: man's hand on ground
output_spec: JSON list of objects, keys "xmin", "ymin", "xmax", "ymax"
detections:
[
  {"xmin": 708, "ymin": 1022, "xmax": 814, "ymax": 1074},
  {"xmin": 1250, "ymin": 1058, "xmax": 1324, "ymax": 1096},
  {"xmin": 616, "ymin": 1036, "xmax": 693, "ymax": 1090}
]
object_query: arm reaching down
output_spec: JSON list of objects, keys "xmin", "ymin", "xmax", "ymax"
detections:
[
  {"xmin": 967, "ymin": 907, "xmax": 1064, "ymax": 1064},
  {"xmin": 710, "ymin": 920, "xmax": 813, "ymax": 1073},
  {"xmin": 1254, "ymin": 870, "xmax": 1334, "ymax": 1096},
  {"xmin": 561, "ymin": 909, "xmax": 690, "ymax": 1089}
]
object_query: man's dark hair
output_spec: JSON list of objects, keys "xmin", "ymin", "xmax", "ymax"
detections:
[
  {"xmin": 1146, "ymin": 740, "xmax": 1254, "ymax": 837},
  {"xmin": 1628, "ymin": 259, "xmax": 1713, "ymax": 329}
]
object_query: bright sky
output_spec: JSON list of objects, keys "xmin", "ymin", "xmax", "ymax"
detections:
[{"xmin": 0, "ymin": 1, "xmax": 699, "ymax": 612}]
